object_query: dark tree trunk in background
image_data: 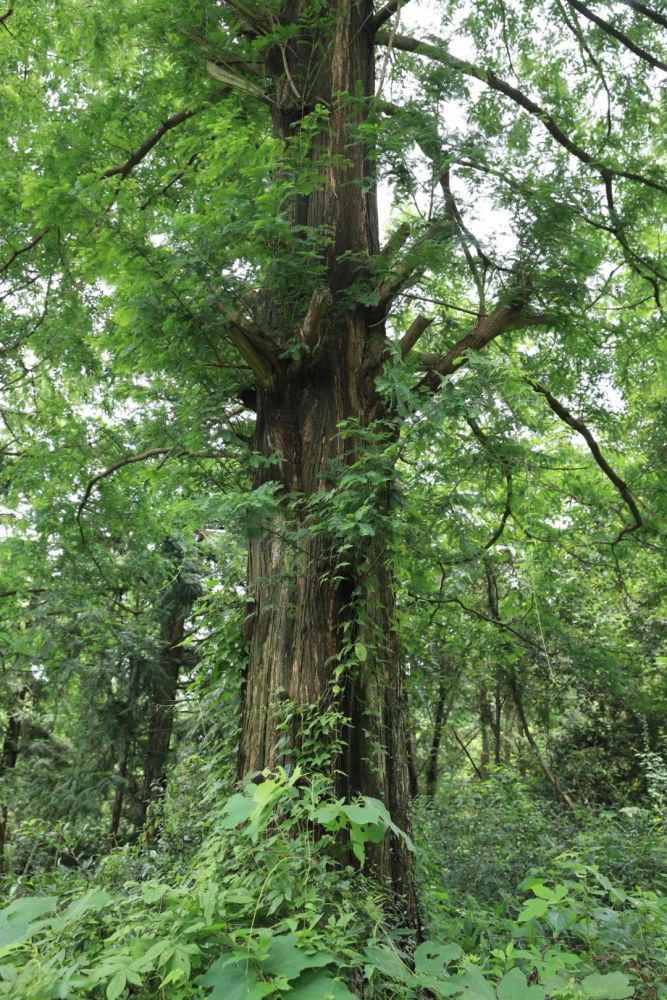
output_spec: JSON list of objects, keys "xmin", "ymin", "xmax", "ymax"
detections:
[
  {"xmin": 141, "ymin": 540, "xmax": 200, "ymax": 841},
  {"xmin": 237, "ymin": 0, "xmax": 417, "ymax": 926},
  {"xmin": 0, "ymin": 704, "xmax": 22, "ymax": 870},
  {"xmin": 478, "ymin": 681, "xmax": 492, "ymax": 778}
]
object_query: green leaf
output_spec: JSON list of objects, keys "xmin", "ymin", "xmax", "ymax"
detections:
[
  {"xmin": 220, "ymin": 793, "xmax": 257, "ymax": 829},
  {"xmin": 364, "ymin": 944, "xmax": 413, "ymax": 983},
  {"xmin": 516, "ymin": 898, "xmax": 550, "ymax": 923},
  {"xmin": 354, "ymin": 642, "xmax": 367, "ymax": 662},
  {"xmin": 287, "ymin": 971, "xmax": 356, "ymax": 999},
  {"xmin": 262, "ymin": 934, "xmax": 333, "ymax": 980},
  {"xmin": 580, "ymin": 972, "xmax": 634, "ymax": 999},
  {"xmin": 497, "ymin": 968, "xmax": 546, "ymax": 1000},
  {"xmin": 198, "ymin": 958, "xmax": 275, "ymax": 1000},
  {"xmin": 457, "ymin": 965, "xmax": 496, "ymax": 1000},
  {"xmin": 106, "ymin": 970, "xmax": 126, "ymax": 1000},
  {"xmin": 414, "ymin": 941, "xmax": 462, "ymax": 978}
]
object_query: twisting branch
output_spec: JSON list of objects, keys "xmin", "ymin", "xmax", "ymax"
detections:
[
  {"xmin": 566, "ymin": 0, "xmax": 667, "ymax": 73},
  {"xmin": 77, "ymin": 446, "xmax": 232, "ymax": 521},
  {"xmin": 101, "ymin": 110, "xmax": 197, "ymax": 180},
  {"xmin": 528, "ymin": 380, "xmax": 643, "ymax": 543},
  {"xmin": 0, "ymin": 8, "xmax": 13, "ymax": 28},
  {"xmin": 371, "ymin": 0, "xmax": 413, "ymax": 32},
  {"xmin": 375, "ymin": 31, "xmax": 667, "ymax": 194}
]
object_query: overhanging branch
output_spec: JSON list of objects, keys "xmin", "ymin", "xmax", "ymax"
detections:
[
  {"xmin": 529, "ymin": 380, "xmax": 643, "ymax": 543},
  {"xmin": 101, "ymin": 109, "xmax": 197, "ymax": 180},
  {"xmin": 416, "ymin": 304, "xmax": 551, "ymax": 392},
  {"xmin": 375, "ymin": 30, "xmax": 667, "ymax": 195},
  {"xmin": 566, "ymin": 0, "xmax": 667, "ymax": 73},
  {"xmin": 77, "ymin": 446, "xmax": 232, "ymax": 521}
]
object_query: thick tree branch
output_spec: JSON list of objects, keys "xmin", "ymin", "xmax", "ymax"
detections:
[
  {"xmin": 372, "ymin": 0, "xmax": 413, "ymax": 32},
  {"xmin": 566, "ymin": 0, "xmax": 667, "ymax": 72},
  {"xmin": 101, "ymin": 110, "xmax": 197, "ymax": 180},
  {"xmin": 375, "ymin": 31, "xmax": 667, "ymax": 195},
  {"xmin": 399, "ymin": 314, "xmax": 434, "ymax": 357},
  {"xmin": 375, "ymin": 217, "xmax": 454, "ymax": 310},
  {"xmin": 416, "ymin": 304, "xmax": 551, "ymax": 392},
  {"xmin": 528, "ymin": 380, "xmax": 643, "ymax": 542},
  {"xmin": 218, "ymin": 305, "xmax": 281, "ymax": 388},
  {"xmin": 299, "ymin": 287, "xmax": 331, "ymax": 351}
]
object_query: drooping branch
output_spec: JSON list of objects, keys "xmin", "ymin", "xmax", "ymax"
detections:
[
  {"xmin": 566, "ymin": 0, "xmax": 667, "ymax": 73},
  {"xmin": 528, "ymin": 380, "xmax": 643, "ymax": 542},
  {"xmin": 0, "ymin": 8, "xmax": 13, "ymax": 28},
  {"xmin": 77, "ymin": 446, "xmax": 231, "ymax": 521},
  {"xmin": 101, "ymin": 109, "xmax": 198, "ymax": 180},
  {"xmin": 375, "ymin": 31, "xmax": 667, "ymax": 195}
]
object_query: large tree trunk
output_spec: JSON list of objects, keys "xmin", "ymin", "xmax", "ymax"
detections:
[{"xmin": 238, "ymin": 0, "xmax": 417, "ymax": 927}]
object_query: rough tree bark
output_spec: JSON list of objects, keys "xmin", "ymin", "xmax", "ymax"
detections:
[{"xmin": 235, "ymin": 0, "xmax": 418, "ymax": 925}]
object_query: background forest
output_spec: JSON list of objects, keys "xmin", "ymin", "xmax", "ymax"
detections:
[{"xmin": 0, "ymin": 0, "xmax": 666, "ymax": 998}]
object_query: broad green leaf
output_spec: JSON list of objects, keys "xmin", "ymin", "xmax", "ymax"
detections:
[
  {"xmin": 287, "ymin": 970, "xmax": 356, "ymax": 999},
  {"xmin": 414, "ymin": 941, "xmax": 462, "ymax": 978},
  {"xmin": 497, "ymin": 968, "xmax": 545, "ymax": 1000},
  {"xmin": 220, "ymin": 793, "xmax": 257, "ymax": 829},
  {"xmin": 262, "ymin": 934, "xmax": 333, "ymax": 980},
  {"xmin": 580, "ymin": 972, "xmax": 634, "ymax": 999}
]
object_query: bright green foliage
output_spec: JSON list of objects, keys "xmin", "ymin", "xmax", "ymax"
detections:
[{"xmin": 1, "ymin": 0, "xmax": 667, "ymax": 997}]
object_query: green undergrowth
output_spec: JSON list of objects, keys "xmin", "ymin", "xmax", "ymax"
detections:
[{"xmin": 1, "ymin": 768, "xmax": 665, "ymax": 999}]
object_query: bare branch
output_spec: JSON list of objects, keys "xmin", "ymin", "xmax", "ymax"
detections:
[
  {"xmin": 529, "ymin": 380, "xmax": 643, "ymax": 543},
  {"xmin": 566, "ymin": 0, "xmax": 667, "ymax": 73}
]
